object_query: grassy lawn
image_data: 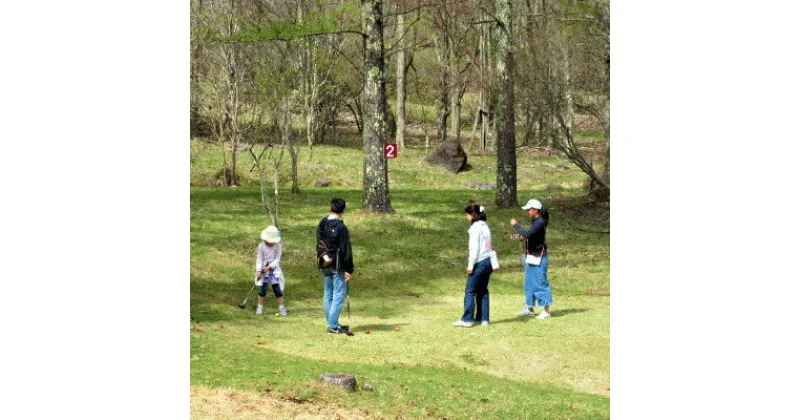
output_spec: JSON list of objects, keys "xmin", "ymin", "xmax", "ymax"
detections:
[{"xmin": 190, "ymin": 138, "xmax": 610, "ymax": 418}]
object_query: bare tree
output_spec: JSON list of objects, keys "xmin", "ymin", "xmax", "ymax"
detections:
[
  {"xmin": 199, "ymin": 0, "xmax": 247, "ymax": 186},
  {"xmin": 296, "ymin": 0, "xmax": 345, "ymax": 148},
  {"xmin": 429, "ymin": 1, "xmax": 477, "ymax": 143},
  {"xmin": 471, "ymin": 5, "xmax": 493, "ymax": 150},
  {"xmin": 546, "ymin": 0, "xmax": 610, "ymax": 196}
]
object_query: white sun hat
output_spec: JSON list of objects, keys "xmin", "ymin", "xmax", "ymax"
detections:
[
  {"xmin": 521, "ymin": 199, "xmax": 543, "ymax": 210},
  {"xmin": 260, "ymin": 226, "xmax": 281, "ymax": 243}
]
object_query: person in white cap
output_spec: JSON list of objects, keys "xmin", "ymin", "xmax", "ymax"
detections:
[
  {"xmin": 254, "ymin": 225, "xmax": 288, "ymax": 316},
  {"xmin": 510, "ymin": 199, "xmax": 554, "ymax": 319}
]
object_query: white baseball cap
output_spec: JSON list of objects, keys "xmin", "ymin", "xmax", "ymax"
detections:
[
  {"xmin": 521, "ymin": 199, "xmax": 543, "ymax": 210},
  {"xmin": 260, "ymin": 226, "xmax": 281, "ymax": 243}
]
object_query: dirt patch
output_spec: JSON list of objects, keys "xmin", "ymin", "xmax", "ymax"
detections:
[{"xmin": 190, "ymin": 386, "xmax": 382, "ymax": 420}]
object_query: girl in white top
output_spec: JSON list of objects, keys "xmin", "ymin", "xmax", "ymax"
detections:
[
  {"xmin": 453, "ymin": 204, "xmax": 495, "ymax": 327},
  {"xmin": 254, "ymin": 226, "xmax": 287, "ymax": 316}
]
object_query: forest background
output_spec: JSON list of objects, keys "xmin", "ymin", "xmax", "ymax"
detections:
[{"xmin": 3, "ymin": 1, "xmax": 799, "ymax": 420}]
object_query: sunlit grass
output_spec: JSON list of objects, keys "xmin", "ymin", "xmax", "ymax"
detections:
[{"xmin": 190, "ymin": 138, "xmax": 610, "ymax": 418}]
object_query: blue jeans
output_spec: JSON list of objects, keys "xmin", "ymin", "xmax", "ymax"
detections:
[
  {"xmin": 524, "ymin": 254, "xmax": 553, "ymax": 307},
  {"xmin": 322, "ymin": 269, "xmax": 347, "ymax": 329},
  {"xmin": 462, "ymin": 258, "xmax": 492, "ymax": 322}
]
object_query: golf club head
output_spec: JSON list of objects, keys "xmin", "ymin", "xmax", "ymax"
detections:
[
  {"xmin": 237, "ymin": 302, "xmax": 246, "ymax": 309},
  {"xmin": 346, "ymin": 331, "xmax": 354, "ymax": 336}
]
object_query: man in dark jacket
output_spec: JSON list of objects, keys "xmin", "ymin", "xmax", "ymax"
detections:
[{"xmin": 317, "ymin": 197, "xmax": 355, "ymax": 334}]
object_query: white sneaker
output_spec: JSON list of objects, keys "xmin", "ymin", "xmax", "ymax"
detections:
[
  {"xmin": 255, "ymin": 306, "xmax": 263, "ymax": 315},
  {"xmin": 480, "ymin": 321, "xmax": 489, "ymax": 326},
  {"xmin": 278, "ymin": 307, "xmax": 287, "ymax": 316},
  {"xmin": 452, "ymin": 320, "xmax": 474, "ymax": 327},
  {"xmin": 536, "ymin": 311, "xmax": 551, "ymax": 319},
  {"xmin": 517, "ymin": 308, "xmax": 534, "ymax": 317}
]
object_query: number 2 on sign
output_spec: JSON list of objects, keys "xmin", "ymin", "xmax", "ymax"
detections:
[{"xmin": 384, "ymin": 143, "xmax": 397, "ymax": 159}]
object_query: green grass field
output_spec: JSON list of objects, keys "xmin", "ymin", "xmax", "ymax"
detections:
[{"xmin": 190, "ymin": 137, "xmax": 610, "ymax": 419}]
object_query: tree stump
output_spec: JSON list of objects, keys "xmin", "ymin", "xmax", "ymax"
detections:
[{"xmin": 319, "ymin": 373, "xmax": 356, "ymax": 392}]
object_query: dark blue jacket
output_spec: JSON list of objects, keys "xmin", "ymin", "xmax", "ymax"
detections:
[{"xmin": 513, "ymin": 217, "xmax": 547, "ymax": 256}]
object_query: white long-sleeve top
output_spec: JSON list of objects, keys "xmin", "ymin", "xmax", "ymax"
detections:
[
  {"xmin": 255, "ymin": 241, "xmax": 284, "ymax": 284},
  {"xmin": 467, "ymin": 220, "xmax": 493, "ymax": 269}
]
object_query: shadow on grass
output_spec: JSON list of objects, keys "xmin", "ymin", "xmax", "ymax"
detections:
[
  {"xmin": 489, "ymin": 316, "xmax": 534, "ymax": 325},
  {"xmin": 191, "ymin": 186, "xmax": 608, "ymax": 322},
  {"xmin": 350, "ymin": 322, "xmax": 408, "ymax": 332},
  {"xmin": 488, "ymin": 308, "xmax": 590, "ymax": 324},
  {"xmin": 552, "ymin": 308, "xmax": 590, "ymax": 317}
]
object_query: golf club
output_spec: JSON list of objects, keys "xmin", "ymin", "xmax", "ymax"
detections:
[
  {"xmin": 345, "ymin": 282, "xmax": 354, "ymax": 336},
  {"xmin": 238, "ymin": 283, "xmax": 256, "ymax": 309}
]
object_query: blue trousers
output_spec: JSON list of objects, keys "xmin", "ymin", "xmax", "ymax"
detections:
[
  {"xmin": 322, "ymin": 269, "xmax": 347, "ymax": 329},
  {"xmin": 524, "ymin": 254, "xmax": 553, "ymax": 307},
  {"xmin": 462, "ymin": 258, "xmax": 492, "ymax": 322}
]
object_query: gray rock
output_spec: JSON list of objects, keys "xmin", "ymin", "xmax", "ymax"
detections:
[
  {"xmin": 425, "ymin": 139, "xmax": 469, "ymax": 173},
  {"xmin": 362, "ymin": 383, "xmax": 374, "ymax": 391},
  {"xmin": 315, "ymin": 178, "xmax": 332, "ymax": 187}
]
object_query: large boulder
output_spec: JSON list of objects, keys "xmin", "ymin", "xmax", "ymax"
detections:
[{"xmin": 426, "ymin": 139, "xmax": 469, "ymax": 173}]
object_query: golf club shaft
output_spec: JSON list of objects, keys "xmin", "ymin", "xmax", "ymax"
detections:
[{"xmin": 242, "ymin": 283, "xmax": 256, "ymax": 304}]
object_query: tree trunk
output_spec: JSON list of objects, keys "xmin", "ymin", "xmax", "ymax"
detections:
[
  {"xmin": 298, "ymin": 1, "xmax": 313, "ymax": 148},
  {"xmin": 536, "ymin": 0, "xmax": 554, "ymax": 148},
  {"xmin": 601, "ymin": 19, "xmax": 611, "ymax": 192},
  {"xmin": 555, "ymin": 37, "xmax": 574, "ymax": 147},
  {"xmin": 273, "ymin": 166, "xmax": 280, "ymax": 226},
  {"xmin": 472, "ymin": 15, "xmax": 486, "ymax": 149},
  {"xmin": 190, "ymin": 0, "xmax": 203, "ymax": 138},
  {"xmin": 434, "ymin": 34, "xmax": 450, "ymax": 143},
  {"xmin": 450, "ymin": 65, "xmax": 464, "ymax": 142},
  {"xmin": 395, "ymin": 6, "xmax": 406, "ymax": 148},
  {"xmin": 224, "ymin": 43, "xmax": 239, "ymax": 186},
  {"xmin": 437, "ymin": 83, "xmax": 449, "ymax": 143},
  {"xmin": 361, "ymin": 0, "xmax": 393, "ymax": 213},
  {"xmin": 471, "ymin": 89, "xmax": 481, "ymax": 145},
  {"xmin": 602, "ymin": 97, "xmax": 610, "ymax": 186},
  {"xmin": 493, "ymin": 0, "xmax": 518, "ymax": 208},
  {"xmin": 282, "ymin": 101, "xmax": 300, "ymax": 195},
  {"xmin": 450, "ymin": 84, "xmax": 461, "ymax": 142}
]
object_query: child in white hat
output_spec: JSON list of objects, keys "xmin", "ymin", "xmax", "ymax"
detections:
[{"xmin": 254, "ymin": 225, "xmax": 287, "ymax": 316}]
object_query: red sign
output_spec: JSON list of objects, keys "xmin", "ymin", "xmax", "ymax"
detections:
[{"xmin": 384, "ymin": 143, "xmax": 398, "ymax": 159}]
